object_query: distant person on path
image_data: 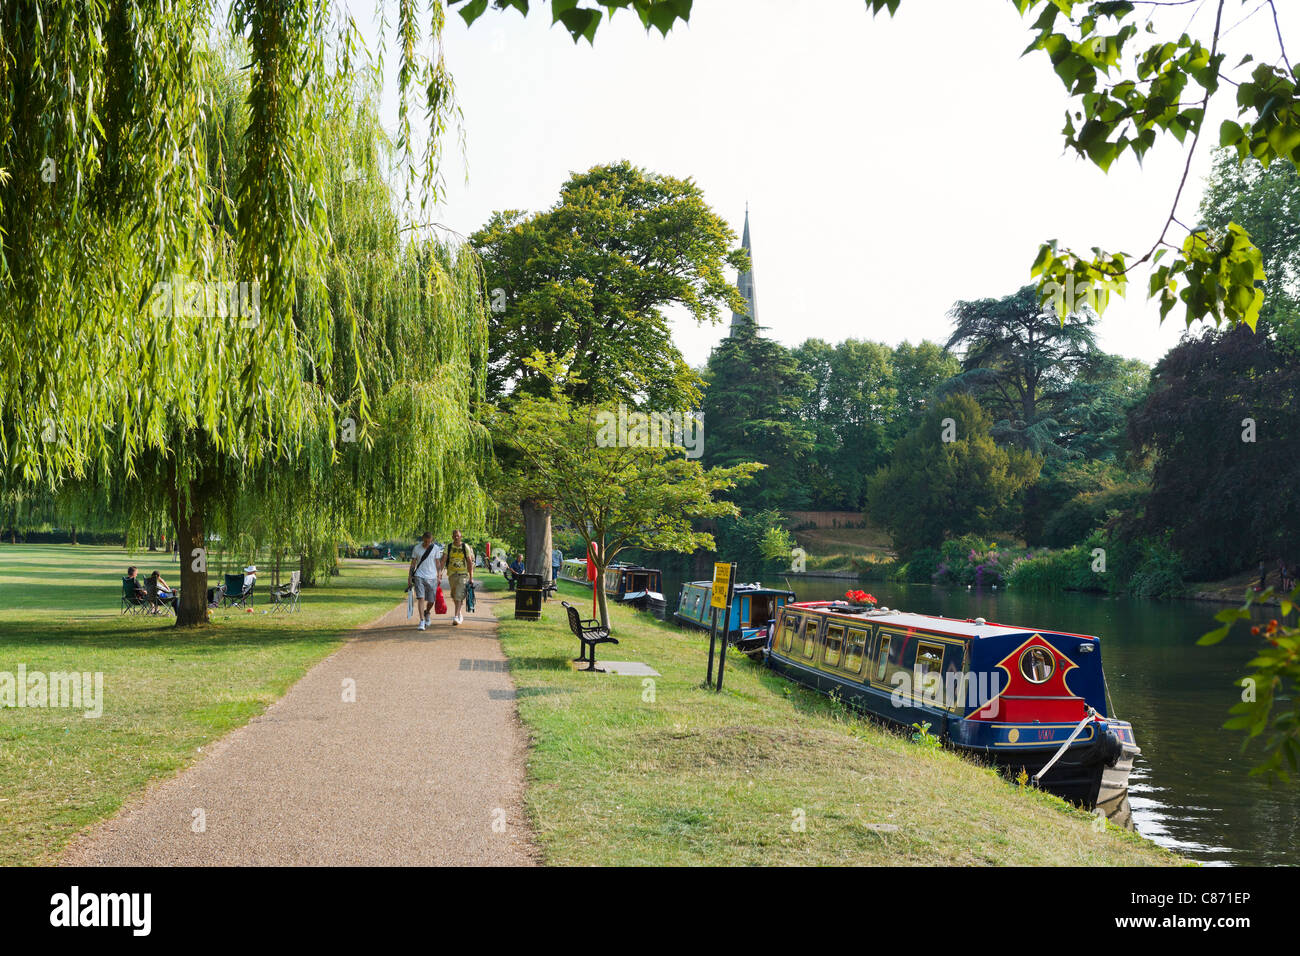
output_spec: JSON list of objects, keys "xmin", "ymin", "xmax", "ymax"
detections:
[
  {"xmin": 408, "ymin": 532, "xmax": 442, "ymax": 632},
  {"xmin": 1258, "ymin": 560, "xmax": 1268, "ymax": 592},
  {"xmin": 552, "ymin": 546, "xmax": 562, "ymax": 584},
  {"xmin": 439, "ymin": 529, "xmax": 475, "ymax": 625}
]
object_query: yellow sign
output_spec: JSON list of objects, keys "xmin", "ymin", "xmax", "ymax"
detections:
[{"xmin": 711, "ymin": 563, "xmax": 732, "ymax": 609}]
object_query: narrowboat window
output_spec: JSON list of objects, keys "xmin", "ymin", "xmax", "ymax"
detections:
[
  {"xmin": 781, "ymin": 616, "xmax": 798, "ymax": 652},
  {"xmin": 802, "ymin": 619, "xmax": 819, "ymax": 659},
  {"xmin": 823, "ymin": 625, "xmax": 844, "ymax": 668},
  {"xmin": 1020, "ymin": 646, "xmax": 1055, "ymax": 684},
  {"xmin": 874, "ymin": 635, "xmax": 892, "ymax": 683},
  {"xmin": 915, "ymin": 642, "xmax": 945, "ymax": 704},
  {"xmin": 842, "ymin": 628, "xmax": 867, "ymax": 674}
]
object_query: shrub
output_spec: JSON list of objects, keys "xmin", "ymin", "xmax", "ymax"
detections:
[{"xmin": 896, "ymin": 547, "xmax": 940, "ymax": 583}]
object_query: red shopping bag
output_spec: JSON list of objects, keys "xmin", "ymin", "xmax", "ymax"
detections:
[{"xmin": 435, "ymin": 583, "xmax": 448, "ymax": 615}]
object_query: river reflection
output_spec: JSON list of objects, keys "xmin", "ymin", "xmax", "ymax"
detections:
[{"xmin": 657, "ymin": 571, "xmax": 1298, "ymax": 866}]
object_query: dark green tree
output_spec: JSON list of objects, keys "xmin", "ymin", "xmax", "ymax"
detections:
[
  {"xmin": 866, "ymin": 394, "xmax": 1040, "ymax": 556},
  {"xmin": 1129, "ymin": 321, "xmax": 1299, "ymax": 579},
  {"xmin": 791, "ymin": 338, "xmax": 896, "ymax": 509},
  {"xmin": 887, "ymin": 340, "xmax": 961, "ymax": 442},
  {"xmin": 945, "ymin": 285, "xmax": 1099, "ymax": 456},
  {"xmin": 702, "ymin": 325, "xmax": 813, "ymax": 513}
]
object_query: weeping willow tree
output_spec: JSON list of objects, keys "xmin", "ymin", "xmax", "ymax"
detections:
[{"xmin": 0, "ymin": 4, "xmax": 484, "ymax": 623}]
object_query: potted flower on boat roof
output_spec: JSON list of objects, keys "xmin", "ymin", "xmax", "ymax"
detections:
[{"xmin": 841, "ymin": 589, "xmax": 878, "ymax": 610}]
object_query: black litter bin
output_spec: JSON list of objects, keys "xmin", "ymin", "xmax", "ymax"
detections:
[{"xmin": 514, "ymin": 572, "xmax": 545, "ymax": 621}]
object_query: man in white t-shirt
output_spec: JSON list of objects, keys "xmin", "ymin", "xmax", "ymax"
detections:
[{"xmin": 407, "ymin": 532, "xmax": 443, "ymax": 631}]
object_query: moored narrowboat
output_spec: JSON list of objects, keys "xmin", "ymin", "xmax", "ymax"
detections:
[
  {"xmin": 765, "ymin": 599, "xmax": 1140, "ymax": 826},
  {"xmin": 558, "ymin": 559, "xmax": 664, "ymax": 612},
  {"xmin": 608, "ymin": 564, "xmax": 664, "ymax": 612},
  {"xmin": 558, "ymin": 558, "xmax": 589, "ymax": 585},
  {"xmin": 675, "ymin": 580, "xmax": 797, "ymax": 651}
]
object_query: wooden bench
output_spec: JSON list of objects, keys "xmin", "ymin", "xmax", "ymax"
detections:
[{"xmin": 562, "ymin": 601, "xmax": 618, "ymax": 673}]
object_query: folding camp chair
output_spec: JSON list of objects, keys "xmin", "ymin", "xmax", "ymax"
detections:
[
  {"xmin": 270, "ymin": 570, "xmax": 301, "ymax": 613},
  {"xmin": 144, "ymin": 578, "xmax": 175, "ymax": 616},
  {"xmin": 121, "ymin": 578, "xmax": 149, "ymax": 615},
  {"xmin": 222, "ymin": 573, "xmax": 254, "ymax": 609}
]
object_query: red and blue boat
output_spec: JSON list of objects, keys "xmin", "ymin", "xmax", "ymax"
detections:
[{"xmin": 763, "ymin": 597, "xmax": 1141, "ymax": 826}]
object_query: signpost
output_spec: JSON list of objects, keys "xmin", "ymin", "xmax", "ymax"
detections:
[{"xmin": 705, "ymin": 562, "xmax": 736, "ymax": 691}]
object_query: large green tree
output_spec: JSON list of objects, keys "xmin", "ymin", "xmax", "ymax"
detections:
[
  {"xmin": 495, "ymin": 392, "xmax": 760, "ymax": 627},
  {"xmin": 886, "ymin": 340, "xmax": 961, "ymax": 444},
  {"xmin": 866, "ymin": 394, "xmax": 1041, "ymax": 556},
  {"xmin": 1128, "ymin": 321, "xmax": 1298, "ymax": 580},
  {"xmin": 471, "ymin": 161, "xmax": 746, "ymax": 407},
  {"xmin": 0, "ymin": 22, "xmax": 488, "ymax": 623},
  {"xmin": 791, "ymin": 338, "xmax": 896, "ymax": 510},
  {"xmin": 701, "ymin": 325, "xmax": 813, "ymax": 513},
  {"xmin": 945, "ymin": 285, "xmax": 1100, "ymax": 456}
]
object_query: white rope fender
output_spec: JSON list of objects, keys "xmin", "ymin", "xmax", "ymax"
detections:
[{"xmin": 1031, "ymin": 708, "xmax": 1098, "ymax": 786}]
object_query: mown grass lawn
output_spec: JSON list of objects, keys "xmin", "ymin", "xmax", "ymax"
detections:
[
  {"xmin": 488, "ymin": 577, "xmax": 1183, "ymax": 866},
  {"xmin": 0, "ymin": 544, "xmax": 406, "ymax": 865}
]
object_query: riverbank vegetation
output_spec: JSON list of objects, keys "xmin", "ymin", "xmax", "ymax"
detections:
[
  {"xmin": 694, "ymin": 150, "xmax": 1298, "ymax": 610},
  {"xmin": 488, "ymin": 577, "xmax": 1178, "ymax": 866}
]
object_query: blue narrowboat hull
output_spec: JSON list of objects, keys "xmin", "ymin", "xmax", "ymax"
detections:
[
  {"xmin": 765, "ymin": 602, "xmax": 1140, "ymax": 825},
  {"xmin": 765, "ymin": 651, "xmax": 1133, "ymax": 813}
]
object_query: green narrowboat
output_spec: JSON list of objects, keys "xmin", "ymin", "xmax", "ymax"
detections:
[{"xmin": 674, "ymin": 580, "xmax": 797, "ymax": 650}]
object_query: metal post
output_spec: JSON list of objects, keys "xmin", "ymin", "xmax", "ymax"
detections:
[
  {"xmin": 716, "ymin": 563, "xmax": 736, "ymax": 692},
  {"xmin": 706, "ymin": 605, "xmax": 718, "ymax": 688}
]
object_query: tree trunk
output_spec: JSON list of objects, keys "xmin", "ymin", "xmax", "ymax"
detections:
[
  {"xmin": 521, "ymin": 498, "xmax": 552, "ymax": 577},
  {"xmin": 171, "ymin": 470, "xmax": 209, "ymax": 628},
  {"xmin": 69, "ymin": 524, "xmax": 77, "ymax": 546}
]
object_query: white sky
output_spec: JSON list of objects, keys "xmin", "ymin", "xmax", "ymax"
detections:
[{"xmin": 339, "ymin": 0, "xmax": 1296, "ymax": 367}]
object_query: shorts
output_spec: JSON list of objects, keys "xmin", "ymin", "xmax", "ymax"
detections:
[
  {"xmin": 448, "ymin": 574, "xmax": 469, "ymax": 602},
  {"xmin": 413, "ymin": 577, "xmax": 439, "ymax": 602}
]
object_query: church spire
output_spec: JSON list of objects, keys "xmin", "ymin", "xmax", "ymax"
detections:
[{"xmin": 730, "ymin": 204, "xmax": 757, "ymax": 334}]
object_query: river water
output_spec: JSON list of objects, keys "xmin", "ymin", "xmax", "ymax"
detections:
[{"xmin": 656, "ymin": 570, "xmax": 1298, "ymax": 866}]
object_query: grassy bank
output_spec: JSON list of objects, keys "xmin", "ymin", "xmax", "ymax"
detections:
[
  {"xmin": 0, "ymin": 544, "xmax": 406, "ymax": 865},
  {"xmin": 792, "ymin": 523, "xmax": 895, "ymax": 574},
  {"xmin": 489, "ymin": 577, "xmax": 1180, "ymax": 866}
]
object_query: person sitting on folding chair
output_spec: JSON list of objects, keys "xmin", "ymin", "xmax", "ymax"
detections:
[
  {"xmin": 121, "ymin": 567, "xmax": 149, "ymax": 613},
  {"xmin": 125, "ymin": 566, "xmax": 146, "ymax": 600},
  {"xmin": 147, "ymin": 570, "xmax": 178, "ymax": 614}
]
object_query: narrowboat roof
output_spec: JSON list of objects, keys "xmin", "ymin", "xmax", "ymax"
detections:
[
  {"xmin": 683, "ymin": 580, "xmax": 796, "ymax": 596},
  {"xmin": 787, "ymin": 601, "xmax": 1099, "ymax": 642}
]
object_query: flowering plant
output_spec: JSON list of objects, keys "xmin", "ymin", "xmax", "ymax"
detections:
[{"xmin": 844, "ymin": 589, "xmax": 877, "ymax": 605}]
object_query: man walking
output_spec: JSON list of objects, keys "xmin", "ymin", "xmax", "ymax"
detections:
[
  {"xmin": 552, "ymin": 545, "xmax": 563, "ymax": 584},
  {"xmin": 440, "ymin": 529, "xmax": 475, "ymax": 625},
  {"xmin": 408, "ymin": 532, "xmax": 442, "ymax": 631}
]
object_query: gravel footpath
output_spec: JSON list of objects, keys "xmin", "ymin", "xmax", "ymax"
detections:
[{"xmin": 62, "ymin": 585, "xmax": 538, "ymax": 866}]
